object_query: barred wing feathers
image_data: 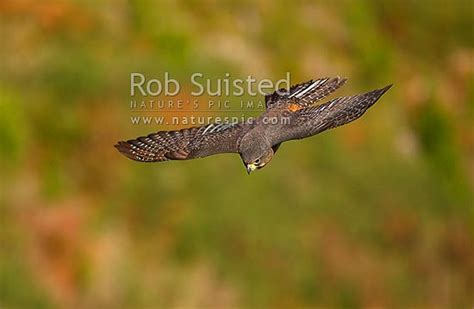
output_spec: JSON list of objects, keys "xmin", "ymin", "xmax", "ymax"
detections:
[
  {"xmin": 115, "ymin": 122, "xmax": 244, "ymax": 162},
  {"xmin": 273, "ymin": 85, "xmax": 392, "ymax": 143},
  {"xmin": 265, "ymin": 77, "xmax": 347, "ymax": 108}
]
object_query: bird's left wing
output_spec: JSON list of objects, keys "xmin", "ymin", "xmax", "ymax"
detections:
[
  {"xmin": 115, "ymin": 122, "xmax": 245, "ymax": 162},
  {"xmin": 265, "ymin": 77, "xmax": 347, "ymax": 109},
  {"xmin": 271, "ymin": 85, "xmax": 392, "ymax": 144}
]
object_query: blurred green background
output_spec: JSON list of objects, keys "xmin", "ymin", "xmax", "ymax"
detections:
[{"xmin": 1, "ymin": 0, "xmax": 473, "ymax": 308}]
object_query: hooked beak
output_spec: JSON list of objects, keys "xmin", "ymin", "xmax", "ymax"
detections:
[{"xmin": 246, "ymin": 163, "xmax": 257, "ymax": 174}]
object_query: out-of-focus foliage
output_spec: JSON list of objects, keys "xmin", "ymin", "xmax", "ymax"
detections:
[{"xmin": 0, "ymin": 0, "xmax": 473, "ymax": 308}]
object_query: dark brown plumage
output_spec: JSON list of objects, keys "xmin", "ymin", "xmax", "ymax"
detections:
[{"xmin": 115, "ymin": 77, "xmax": 392, "ymax": 173}]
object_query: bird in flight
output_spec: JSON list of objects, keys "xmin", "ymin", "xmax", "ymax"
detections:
[{"xmin": 115, "ymin": 77, "xmax": 391, "ymax": 174}]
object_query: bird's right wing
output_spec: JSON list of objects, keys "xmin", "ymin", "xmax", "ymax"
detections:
[
  {"xmin": 115, "ymin": 122, "xmax": 246, "ymax": 162},
  {"xmin": 272, "ymin": 85, "xmax": 392, "ymax": 143}
]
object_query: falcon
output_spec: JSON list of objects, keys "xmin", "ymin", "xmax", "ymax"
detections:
[{"xmin": 115, "ymin": 77, "xmax": 391, "ymax": 174}]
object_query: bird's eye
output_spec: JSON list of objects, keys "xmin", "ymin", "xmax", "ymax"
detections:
[{"xmin": 254, "ymin": 158, "xmax": 261, "ymax": 165}]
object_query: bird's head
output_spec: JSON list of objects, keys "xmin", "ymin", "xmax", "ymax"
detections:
[{"xmin": 240, "ymin": 145, "xmax": 274, "ymax": 174}]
